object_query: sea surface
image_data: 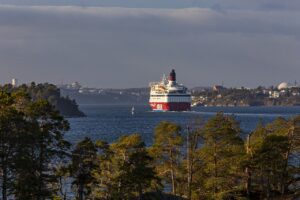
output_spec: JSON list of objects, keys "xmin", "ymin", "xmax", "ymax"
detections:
[{"xmin": 66, "ymin": 105, "xmax": 300, "ymax": 145}]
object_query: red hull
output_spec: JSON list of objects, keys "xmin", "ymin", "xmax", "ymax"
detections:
[{"xmin": 149, "ymin": 102, "xmax": 191, "ymax": 111}]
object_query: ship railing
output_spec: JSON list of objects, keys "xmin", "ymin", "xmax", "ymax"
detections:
[
  {"xmin": 149, "ymin": 82, "xmax": 165, "ymax": 87},
  {"xmin": 149, "ymin": 82, "xmax": 163, "ymax": 87}
]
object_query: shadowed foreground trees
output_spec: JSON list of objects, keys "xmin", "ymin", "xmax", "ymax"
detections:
[
  {"xmin": 0, "ymin": 91, "xmax": 70, "ymax": 200},
  {"xmin": 245, "ymin": 116, "xmax": 300, "ymax": 199},
  {"xmin": 70, "ymin": 137, "xmax": 97, "ymax": 200},
  {"xmin": 150, "ymin": 121, "xmax": 183, "ymax": 196},
  {"xmin": 1, "ymin": 90, "xmax": 300, "ymax": 199},
  {"xmin": 199, "ymin": 113, "xmax": 245, "ymax": 199},
  {"xmin": 85, "ymin": 134, "xmax": 159, "ymax": 200},
  {"xmin": 1, "ymin": 82, "xmax": 85, "ymax": 117}
]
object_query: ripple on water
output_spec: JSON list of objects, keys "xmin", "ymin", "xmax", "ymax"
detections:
[{"xmin": 66, "ymin": 105, "xmax": 300, "ymax": 145}]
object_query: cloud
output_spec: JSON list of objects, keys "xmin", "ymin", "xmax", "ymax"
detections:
[
  {"xmin": 0, "ymin": 5, "xmax": 299, "ymax": 88},
  {"xmin": 1, "ymin": 0, "xmax": 300, "ymax": 10}
]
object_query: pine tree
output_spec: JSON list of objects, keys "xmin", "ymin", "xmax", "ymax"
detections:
[
  {"xmin": 14, "ymin": 99, "xmax": 70, "ymax": 200},
  {"xmin": 91, "ymin": 134, "xmax": 159, "ymax": 200},
  {"xmin": 90, "ymin": 140, "xmax": 114, "ymax": 200},
  {"xmin": 70, "ymin": 137, "xmax": 97, "ymax": 200},
  {"xmin": 150, "ymin": 121, "xmax": 183, "ymax": 196},
  {"xmin": 199, "ymin": 112, "xmax": 245, "ymax": 199},
  {"xmin": 114, "ymin": 134, "xmax": 157, "ymax": 200},
  {"xmin": 184, "ymin": 119, "xmax": 205, "ymax": 200},
  {"xmin": 247, "ymin": 116, "xmax": 300, "ymax": 198},
  {"xmin": 0, "ymin": 92, "xmax": 29, "ymax": 200}
]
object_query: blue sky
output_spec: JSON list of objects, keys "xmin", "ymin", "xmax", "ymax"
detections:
[{"xmin": 0, "ymin": 0, "xmax": 299, "ymax": 88}]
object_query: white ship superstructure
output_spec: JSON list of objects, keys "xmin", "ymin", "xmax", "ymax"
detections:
[{"xmin": 149, "ymin": 69, "xmax": 191, "ymax": 111}]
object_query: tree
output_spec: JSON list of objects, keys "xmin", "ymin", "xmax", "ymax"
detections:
[
  {"xmin": 199, "ymin": 112, "xmax": 245, "ymax": 199},
  {"xmin": 150, "ymin": 121, "xmax": 183, "ymax": 196},
  {"xmin": 184, "ymin": 119, "xmax": 205, "ymax": 200},
  {"xmin": 247, "ymin": 116, "xmax": 300, "ymax": 198},
  {"xmin": 90, "ymin": 140, "xmax": 114, "ymax": 200},
  {"xmin": 91, "ymin": 134, "xmax": 159, "ymax": 200},
  {"xmin": 54, "ymin": 165, "xmax": 70, "ymax": 200},
  {"xmin": 249, "ymin": 134, "xmax": 289, "ymax": 199},
  {"xmin": 14, "ymin": 99, "xmax": 70, "ymax": 200},
  {"xmin": 70, "ymin": 137, "xmax": 97, "ymax": 200},
  {"xmin": 0, "ymin": 91, "xmax": 70, "ymax": 200},
  {"xmin": 114, "ymin": 135, "xmax": 157, "ymax": 200},
  {"xmin": 283, "ymin": 116, "xmax": 300, "ymax": 195},
  {"xmin": 0, "ymin": 82, "xmax": 85, "ymax": 117},
  {"xmin": 0, "ymin": 92, "xmax": 29, "ymax": 200},
  {"xmin": 243, "ymin": 119, "xmax": 267, "ymax": 197}
]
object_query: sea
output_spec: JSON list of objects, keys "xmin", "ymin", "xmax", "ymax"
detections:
[{"xmin": 65, "ymin": 105, "xmax": 300, "ymax": 145}]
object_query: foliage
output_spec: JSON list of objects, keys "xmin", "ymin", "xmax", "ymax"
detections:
[
  {"xmin": 150, "ymin": 121, "xmax": 183, "ymax": 196},
  {"xmin": 90, "ymin": 134, "xmax": 159, "ymax": 200},
  {"xmin": 0, "ymin": 88, "xmax": 300, "ymax": 200},
  {"xmin": 0, "ymin": 90, "xmax": 70, "ymax": 200},
  {"xmin": 70, "ymin": 137, "xmax": 97, "ymax": 200},
  {"xmin": 199, "ymin": 112, "xmax": 245, "ymax": 199},
  {"xmin": 1, "ymin": 82, "xmax": 85, "ymax": 117}
]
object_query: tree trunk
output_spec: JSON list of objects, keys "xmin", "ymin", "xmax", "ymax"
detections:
[
  {"xmin": 260, "ymin": 166, "xmax": 264, "ymax": 192},
  {"xmin": 187, "ymin": 171, "xmax": 192, "ymax": 200},
  {"xmin": 213, "ymin": 141, "xmax": 217, "ymax": 196},
  {"xmin": 59, "ymin": 176, "xmax": 67, "ymax": 200},
  {"xmin": 187, "ymin": 129, "xmax": 192, "ymax": 200},
  {"xmin": 170, "ymin": 150, "xmax": 176, "ymax": 195},
  {"xmin": 138, "ymin": 183, "xmax": 143, "ymax": 200},
  {"xmin": 280, "ymin": 125, "xmax": 294, "ymax": 195},
  {"xmin": 246, "ymin": 168, "xmax": 251, "ymax": 196},
  {"xmin": 245, "ymin": 135, "xmax": 251, "ymax": 196},
  {"xmin": 78, "ymin": 183, "xmax": 84, "ymax": 200},
  {"xmin": 38, "ymin": 141, "xmax": 44, "ymax": 200},
  {"xmin": 2, "ymin": 166, "xmax": 7, "ymax": 200},
  {"xmin": 266, "ymin": 173, "xmax": 270, "ymax": 200},
  {"xmin": 171, "ymin": 164, "xmax": 176, "ymax": 195}
]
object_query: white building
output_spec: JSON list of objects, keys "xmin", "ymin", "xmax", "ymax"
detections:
[
  {"xmin": 11, "ymin": 78, "xmax": 18, "ymax": 87},
  {"xmin": 269, "ymin": 91, "xmax": 280, "ymax": 98}
]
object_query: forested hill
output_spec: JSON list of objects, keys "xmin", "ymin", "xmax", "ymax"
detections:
[{"xmin": 1, "ymin": 82, "xmax": 85, "ymax": 117}]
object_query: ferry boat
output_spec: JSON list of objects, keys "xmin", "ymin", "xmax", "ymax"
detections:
[{"xmin": 149, "ymin": 69, "xmax": 191, "ymax": 111}]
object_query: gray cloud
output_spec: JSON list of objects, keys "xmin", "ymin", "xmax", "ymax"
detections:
[
  {"xmin": 1, "ymin": 0, "xmax": 300, "ymax": 10},
  {"xmin": 0, "ymin": 5, "xmax": 299, "ymax": 88}
]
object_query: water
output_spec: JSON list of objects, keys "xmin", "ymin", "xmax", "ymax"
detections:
[{"xmin": 66, "ymin": 105, "xmax": 300, "ymax": 145}]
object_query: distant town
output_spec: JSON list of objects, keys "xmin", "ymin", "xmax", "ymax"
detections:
[
  {"xmin": 58, "ymin": 82, "xmax": 149, "ymax": 105},
  {"xmin": 5, "ymin": 79, "xmax": 300, "ymax": 106},
  {"xmin": 192, "ymin": 82, "xmax": 300, "ymax": 107},
  {"xmin": 58, "ymin": 81, "xmax": 300, "ymax": 106}
]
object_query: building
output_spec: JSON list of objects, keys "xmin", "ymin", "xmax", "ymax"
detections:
[
  {"xmin": 212, "ymin": 85, "xmax": 225, "ymax": 92},
  {"xmin": 277, "ymin": 82, "xmax": 289, "ymax": 90},
  {"xmin": 269, "ymin": 91, "xmax": 280, "ymax": 98},
  {"xmin": 11, "ymin": 78, "xmax": 18, "ymax": 87}
]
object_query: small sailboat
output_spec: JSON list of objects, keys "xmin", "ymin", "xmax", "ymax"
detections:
[{"xmin": 131, "ymin": 106, "xmax": 135, "ymax": 115}]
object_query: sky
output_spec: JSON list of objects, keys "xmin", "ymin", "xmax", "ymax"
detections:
[{"xmin": 0, "ymin": 0, "xmax": 300, "ymax": 88}]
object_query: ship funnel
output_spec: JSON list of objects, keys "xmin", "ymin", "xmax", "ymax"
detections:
[{"xmin": 169, "ymin": 69, "xmax": 176, "ymax": 82}]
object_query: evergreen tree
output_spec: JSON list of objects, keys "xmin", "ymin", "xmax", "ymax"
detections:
[
  {"xmin": 0, "ymin": 92, "xmax": 29, "ymax": 200},
  {"xmin": 14, "ymin": 99, "xmax": 70, "ymax": 200},
  {"xmin": 150, "ymin": 121, "xmax": 183, "ymax": 196},
  {"xmin": 184, "ymin": 119, "xmax": 205, "ymax": 200},
  {"xmin": 283, "ymin": 116, "xmax": 300, "ymax": 195},
  {"xmin": 90, "ymin": 140, "xmax": 114, "ymax": 200},
  {"xmin": 91, "ymin": 134, "xmax": 159, "ymax": 200},
  {"xmin": 247, "ymin": 116, "xmax": 300, "ymax": 198},
  {"xmin": 251, "ymin": 135, "xmax": 289, "ymax": 199},
  {"xmin": 70, "ymin": 137, "xmax": 97, "ymax": 200},
  {"xmin": 200, "ymin": 112, "xmax": 245, "ymax": 199},
  {"xmin": 53, "ymin": 165, "xmax": 70, "ymax": 200},
  {"xmin": 113, "ymin": 134, "xmax": 157, "ymax": 200}
]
